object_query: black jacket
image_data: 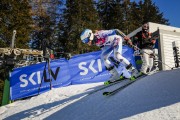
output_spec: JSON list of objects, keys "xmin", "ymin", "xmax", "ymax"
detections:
[{"xmin": 133, "ymin": 31, "xmax": 155, "ymax": 49}]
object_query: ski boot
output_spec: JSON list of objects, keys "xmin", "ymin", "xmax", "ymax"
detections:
[
  {"xmin": 104, "ymin": 73, "xmax": 125, "ymax": 85},
  {"xmin": 119, "ymin": 74, "xmax": 125, "ymax": 80},
  {"xmin": 104, "ymin": 66, "xmax": 120, "ymax": 85},
  {"xmin": 129, "ymin": 76, "xmax": 136, "ymax": 81},
  {"xmin": 126, "ymin": 64, "xmax": 140, "ymax": 81},
  {"xmin": 139, "ymin": 71, "xmax": 147, "ymax": 76}
]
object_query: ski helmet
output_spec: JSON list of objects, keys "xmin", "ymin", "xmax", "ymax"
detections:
[{"xmin": 80, "ymin": 29, "xmax": 94, "ymax": 43}]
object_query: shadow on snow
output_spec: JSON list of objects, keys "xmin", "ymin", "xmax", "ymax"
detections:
[{"xmin": 4, "ymin": 69, "xmax": 180, "ymax": 120}]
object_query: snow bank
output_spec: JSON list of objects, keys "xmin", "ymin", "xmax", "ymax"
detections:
[{"xmin": 1, "ymin": 69, "xmax": 180, "ymax": 120}]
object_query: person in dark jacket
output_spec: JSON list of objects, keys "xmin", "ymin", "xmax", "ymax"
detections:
[{"xmin": 133, "ymin": 23, "xmax": 156, "ymax": 74}]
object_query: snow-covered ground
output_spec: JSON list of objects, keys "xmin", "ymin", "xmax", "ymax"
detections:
[{"xmin": 1, "ymin": 68, "xmax": 180, "ymax": 120}]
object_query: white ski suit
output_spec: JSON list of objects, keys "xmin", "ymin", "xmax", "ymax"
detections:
[{"xmin": 94, "ymin": 30, "xmax": 135, "ymax": 81}]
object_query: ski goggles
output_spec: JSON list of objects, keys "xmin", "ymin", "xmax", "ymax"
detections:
[{"xmin": 82, "ymin": 37, "xmax": 90, "ymax": 43}]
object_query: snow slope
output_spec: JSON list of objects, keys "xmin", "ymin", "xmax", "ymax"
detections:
[{"xmin": 1, "ymin": 69, "xmax": 180, "ymax": 120}]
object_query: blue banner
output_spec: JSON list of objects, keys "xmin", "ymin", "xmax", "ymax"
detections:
[
  {"xmin": 10, "ymin": 46, "xmax": 135, "ymax": 100},
  {"xmin": 10, "ymin": 59, "xmax": 71, "ymax": 100}
]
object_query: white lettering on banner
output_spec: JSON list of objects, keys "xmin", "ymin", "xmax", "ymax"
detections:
[
  {"xmin": 29, "ymin": 72, "xmax": 36, "ymax": 85},
  {"xmin": 97, "ymin": 59, "xmax": 102, "ymax": 72},
  {"xmin": 89, "ymin": 60, "xmax": 98, "ymax": 73},
  {"xmin": 79, "ymin": 62, "xmax": 88, "ymax": 75},
  {"xmin": 79, "ymin": 59, "xmax": 103, "ymax": 75},
  {"xmin": 18, "ymin": 67, "xmax": 60, "ymax": 88},
  {"xmin": 37, "ymin": 71, "xmax": 41, "ymax": 84},
  {"xmin": 19, "ymin": 71, "xmax": 41, "ymax": 88},
  {"xmin": 20, "ymin": 74, "xmax": 28, "ymax": 87}
]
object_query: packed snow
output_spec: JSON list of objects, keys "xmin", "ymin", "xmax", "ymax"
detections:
[{"xmin": 1, "ymin": 68, "xmax": 180, "ymax": 120}]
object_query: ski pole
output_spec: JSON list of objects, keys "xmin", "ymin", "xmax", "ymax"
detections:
[
  {"xmin": 156, "ymin": 59, "xmax": 174, "ymax": 70},
  {"xmin": 131, "ymin": 44, "xmax": 173, "ymax": 70}
]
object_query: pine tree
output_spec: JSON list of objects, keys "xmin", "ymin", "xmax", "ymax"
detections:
[
  {"xmin": 96, "ymin": 0, "xmax": 169, "ymax": 34},
  {"xmin": 60, "ymin": 0, "xmax": 101, "ymax": 54},
  {"xmin": 96, "ymin": 0, "xmax": 113, "ymax": 29},
  {"xmin": 96, "ymin": 0, "xmax": 125, "ymax": 30},
  {"xmin": 0, "ymin": 0, "xmax": 33, "ymax": 48},
  {"xmin": 0, "ymin": 0, "xmax": 33, "ymax": 105},
  {"xmin": 128, "ymin": 1, "xmax": 144, "ymax": 31},
  {"xmin": 134, "ymin": 0, "xmax": 169, "ymax": 25},
  {"xmin": 30, "ymin": 0, "xmax": 62, "ymax": 50},
  {"xmin": 121, "ymin": 0, "xmax": 132, "ymax": 34}
]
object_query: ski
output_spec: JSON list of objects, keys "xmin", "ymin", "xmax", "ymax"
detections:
[
  {"xmin": 103, "ymin": 76, "xmax": 126, "ymax": 85},
  {"xmin": 88, "ymin": 78, "xmax": 128, "ymax": 95},
  {"xmin": 103, "ymin": 75, "xmax": 146, "ymax": 96}
]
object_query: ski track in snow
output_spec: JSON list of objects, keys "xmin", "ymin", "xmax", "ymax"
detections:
[{"xmin": 0, "ymin": 69, "xmax": 180, "ymax": 120}]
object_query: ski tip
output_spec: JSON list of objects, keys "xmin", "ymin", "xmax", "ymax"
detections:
[{"xmin": 103, "ymin": 92, "xmax": 110, "ymax": 96}]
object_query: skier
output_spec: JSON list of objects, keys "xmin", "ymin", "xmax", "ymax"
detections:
[
  {"xmin": 80, "ymin": 29, "xmax": 139, "ymax": 84},
  {"xmin": 133, "ymin": 23, "xmax": 156, "ymax": 74}
]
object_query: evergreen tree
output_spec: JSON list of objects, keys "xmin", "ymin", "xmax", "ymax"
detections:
[
  {"xmin": 121, "ymin": 0, "xmax": 132, "ymax": 34},
  {"xmin": 30, "ymin": 0, "xmax": 62, "ymax": 50},
  {"xmin": 96, "ymin": 0, "xmax": 169, "ymax": 34},
  {"xmin": 60, "ymin": 0, "xmax": 101, "ymax": 54},
  {"xmin": 134, "ymin": 0, "xmax": 169, "ymax": 25},
  {"xmin": 128, "ymin": 1, "xmax": 144, "ymax": 31},
  {"xmin": 31, "ymin": 15, "xmax": 53, "ymax": 50},
  {"xmin": 96, "ymin": 0, "xmax": 125, "ymax": 30},
  {"xmin": 96, "ymin": 0, "xmax": 114, "ymax": 29},
  {"xmin": 0, "ymin": 0, "xmax": 33, "ymax": 105},
  {"xmin": 0, "ymin": 0, "xmax": 33, "ymax": 48}
]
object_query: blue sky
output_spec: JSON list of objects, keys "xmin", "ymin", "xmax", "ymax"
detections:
[{"xmin": 132, "ymin": 0, "xmax": 180, "ymax": 28}]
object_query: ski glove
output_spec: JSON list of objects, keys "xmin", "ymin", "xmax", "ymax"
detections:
[
  {"xmin": 123, "ymin": 36, "xmax": 132, "ymax": 45},
  {"xmin": 151, "ymin": 39, "xmax": 156, "ymax": 44}
]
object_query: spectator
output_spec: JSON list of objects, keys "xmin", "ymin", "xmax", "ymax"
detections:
[{"xmin": 133, "ymin": 23, "xmax": 156, "ymax": 74}]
